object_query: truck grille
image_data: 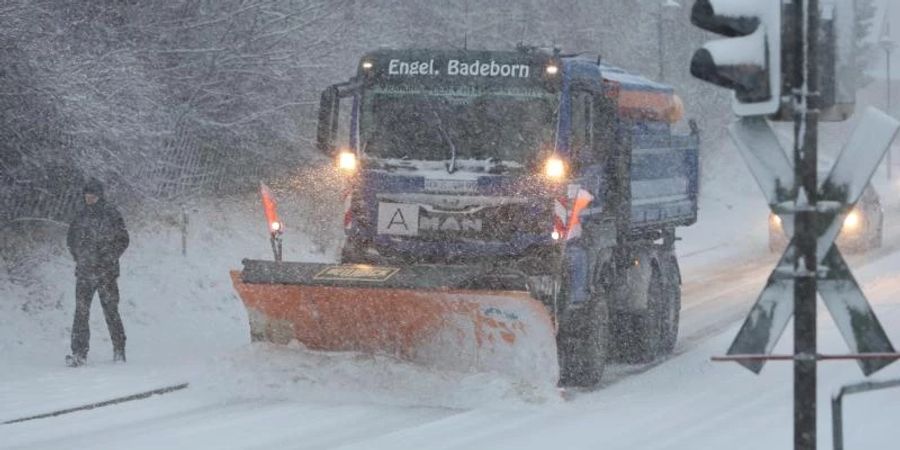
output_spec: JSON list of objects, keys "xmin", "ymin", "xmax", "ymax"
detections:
[{"xmin": 374, "ymin": 194, "xmax": 550, "ymax": 241}]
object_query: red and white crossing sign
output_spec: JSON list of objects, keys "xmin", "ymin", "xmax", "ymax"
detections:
[{"xmin": 726, "ymin": 108, "xmax": 900, "ymax": 375}]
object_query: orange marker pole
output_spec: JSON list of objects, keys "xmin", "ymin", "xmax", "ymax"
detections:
[{"xmin": 259, "ymin": 183, "xmax": 283, "ymax": 261}]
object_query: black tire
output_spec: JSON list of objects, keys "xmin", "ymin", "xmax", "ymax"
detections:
[
  {"xmin": 558, "ymin": 298, "xmax": 610, "ymax": 388},
  {"xmin": 658, "ymin": 263, "xmax": 681, "ymax": 356},
  {"xmin": 622, "ymin": 264, "xmax": 666, "ymax": 363},
  {"xmin": 558, "ymin": 259, "xmax": 613, "ymax": 388}
]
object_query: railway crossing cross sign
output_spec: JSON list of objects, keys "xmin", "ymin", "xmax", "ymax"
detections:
[{"xmin": 727, "ymin": 108, "xmax": 900, "ymax": 376}]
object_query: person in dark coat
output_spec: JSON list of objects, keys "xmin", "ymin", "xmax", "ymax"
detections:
[{"xmin": 65, "ymin": 178, "xmax": 129, "ymax": 367}]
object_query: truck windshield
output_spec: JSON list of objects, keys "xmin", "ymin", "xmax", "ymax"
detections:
[{"xmin": 362, "ymin": 88, "xmax": 558, "ymax": 164}]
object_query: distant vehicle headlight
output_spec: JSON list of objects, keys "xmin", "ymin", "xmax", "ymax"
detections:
[
  {"xmin": 770, "ymin": 214, "xmax": 782, "ymax": 228},
  {"xmin": 843, "ymin": 209, "xmax": 861, "ymax": 231}
]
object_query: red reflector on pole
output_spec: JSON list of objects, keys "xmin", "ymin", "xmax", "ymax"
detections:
[{"xmin": 259, "ymin": 182, "xmax": 281, "ymax": 234}]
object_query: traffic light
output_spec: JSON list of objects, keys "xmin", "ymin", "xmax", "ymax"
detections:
[
  {"xmin": 768, "ymin": 0, "xmax": 855, "ymax": 121},
  {"xmin": 690, "ymin": 0, "xmax": 782, "ymax": 116}
]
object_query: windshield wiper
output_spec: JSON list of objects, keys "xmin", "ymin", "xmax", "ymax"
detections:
[
  {"xmin": 426, "ymin": 101, "xmax": 458, "ymax": 174},
  {"xmin": 486, "ymin": 156, "xmax": 507, "ymax": 174}
]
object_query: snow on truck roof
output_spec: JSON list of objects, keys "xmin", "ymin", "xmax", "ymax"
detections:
[
  {"xmin": 599, "ymin": 65, "xmax": 672, "ymax": 92},
  {"xmin": 562, "ymin": 56, "xmax": 673, "ymax": 93},
  {"xmin": 562, "ymin": 57, "xmax": 681, "ymax": 123}
]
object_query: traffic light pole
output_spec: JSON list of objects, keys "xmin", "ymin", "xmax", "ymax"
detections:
[
  {"xmin": 691, "ymin": 2, "xmax": 898, "ymax": 449},
  {"xmin": 793, "ymin": 0, "xmax": 819, "ymax": 449},
  {"xmin": 887, "ymin": 47, "xmax": 893, "ymax": 180}
]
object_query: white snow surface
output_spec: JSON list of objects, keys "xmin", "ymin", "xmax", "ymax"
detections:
[
  {"xmin": 709, "ymin": 0, "xmax": 775, "ymax": 17},
  {"xmin": 3, "ymin": 154, "xmax": 900, "ymax": 449},
  {"xmin": 704, "ymin": 29, "xmax": 766, "ymax": 67}
]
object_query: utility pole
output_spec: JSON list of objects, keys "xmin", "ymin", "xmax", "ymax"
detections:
[
  {"xmin": 881, "ymin": 6, "xmax": 895, "ymax": 180},
  {"xmin": 793, "ymin": 0, "xmax": 819, "ymax": 448},
  {"xmin": 657, "ymin": 1, "xmax": 683, "ymax": 82},
  {"xmin": 657, "ymin": 3, "xmax": 665, "ymax": 81},
  {"xmin": 463, "ymin": 0, "xmax": 469, "ymax": 50},
  {"xmin": 888, "ymin": 48, "xmax": 892, "ymax": 179}
]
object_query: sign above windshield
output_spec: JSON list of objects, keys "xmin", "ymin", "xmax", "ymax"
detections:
[
  {"xmin": 360, "ymin": 50, "xmax": 555, "ymax": 87},
  {"xmin": 387, "ymin": 58, "xmax": 531, "ymax": 78}
]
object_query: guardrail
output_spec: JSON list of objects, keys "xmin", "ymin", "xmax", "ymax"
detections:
[{"xmin": 832, "ymin": 377, "xmax": 900, "ymax": 450}]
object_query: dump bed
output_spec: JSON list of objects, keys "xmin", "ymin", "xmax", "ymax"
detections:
[
  {"xmin": 629, "ymin": 132, "xmax": 699, "ymax": 231},
  {"xmin": 585, "ymin": 59, "xmax": 699, "ymax": 231}
]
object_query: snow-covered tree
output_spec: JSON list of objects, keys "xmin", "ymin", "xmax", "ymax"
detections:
[{"xmin": 1, "ymin": 0, "xmax": 732, "ymax": 218}]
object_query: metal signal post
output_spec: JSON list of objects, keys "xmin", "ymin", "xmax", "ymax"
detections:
[
  {"xmin": 792, "ymin": 0, "xmax": 819, "ymax": 448},
  {"xmin": 694, "ymin": 1, "xmax": 899, "ymax": 450}
]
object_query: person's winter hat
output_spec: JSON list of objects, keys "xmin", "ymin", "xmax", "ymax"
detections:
[{"xmin": 83, "ymin": 178, "xmax": 105, "ymax": 196}]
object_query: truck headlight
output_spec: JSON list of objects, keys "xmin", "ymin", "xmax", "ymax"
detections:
[
  {"xmin": 843, "ymin": 209, "xmax": 861, "ymax": 231},
  {"xmin": 544, "ymin": 156, "xmax": 566, "ymax": 180},
  {"xmin": 338, "ymin": 151, "xmax": 358, "ymax": 173}
]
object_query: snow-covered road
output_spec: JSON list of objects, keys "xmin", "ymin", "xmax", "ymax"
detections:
[
  {"xmin": 3, "ymin": 174, "xmax": 900, "ymax": 450},
  {"xmin": 4, "ymin": 238, "xmax": 899, "ymax": 450}
]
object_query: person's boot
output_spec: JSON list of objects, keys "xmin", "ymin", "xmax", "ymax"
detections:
[
  {"xmin": 66, "ymin": 354, "xmax": 86, "ymax": 367},
  {"xmin": 113, "ymin": 348, "xmax": 126, "ymax": 363}
]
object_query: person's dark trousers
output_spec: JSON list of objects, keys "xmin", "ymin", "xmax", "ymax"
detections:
[{"xmin": 71, "ymin": 275, "xmax": 126, "ymax": 359}]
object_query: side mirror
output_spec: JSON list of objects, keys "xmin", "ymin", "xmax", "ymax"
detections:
[
  {"xmin": 317, "ymin": 85, "xmax": 339, "ymax": 156},
  {"xmin": 591, "ymin": 94, "xmax": 618, "ymax": 159}
]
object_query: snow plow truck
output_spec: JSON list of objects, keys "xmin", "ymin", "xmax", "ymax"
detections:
[{"xmin": 231, "ymin": 47, "xmax": 699, "ymax": 388}]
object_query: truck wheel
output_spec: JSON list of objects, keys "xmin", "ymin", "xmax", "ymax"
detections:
[
  {"xmin": 658, "ymin": 265, "xmax": 681, "ymax": 356},
  {"xmin": 624, "ymin": 265, "xmax": 666, "ymax": 363},
  {"xmin": 558, "ymin": 298, "xmax": 610, "ymax": 388}
]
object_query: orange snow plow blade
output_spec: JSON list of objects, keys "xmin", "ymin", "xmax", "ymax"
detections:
[{"xmin": 230, "ymin": 260, "xmax": 559, "ymax": 385}]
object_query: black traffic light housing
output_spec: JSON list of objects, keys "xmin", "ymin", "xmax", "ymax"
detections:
[
  {"xmin": 689, "ymin": 0, "xmax": 781, "ymax": 116},
  {"xmin": 690, "ymin": 0, "xmax": 854, "ymax": 121}
]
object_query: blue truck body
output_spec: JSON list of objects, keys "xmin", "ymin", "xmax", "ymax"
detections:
[{"xmin": 313, "ymin": 48, "xmax": 700, "ymax": 385}]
